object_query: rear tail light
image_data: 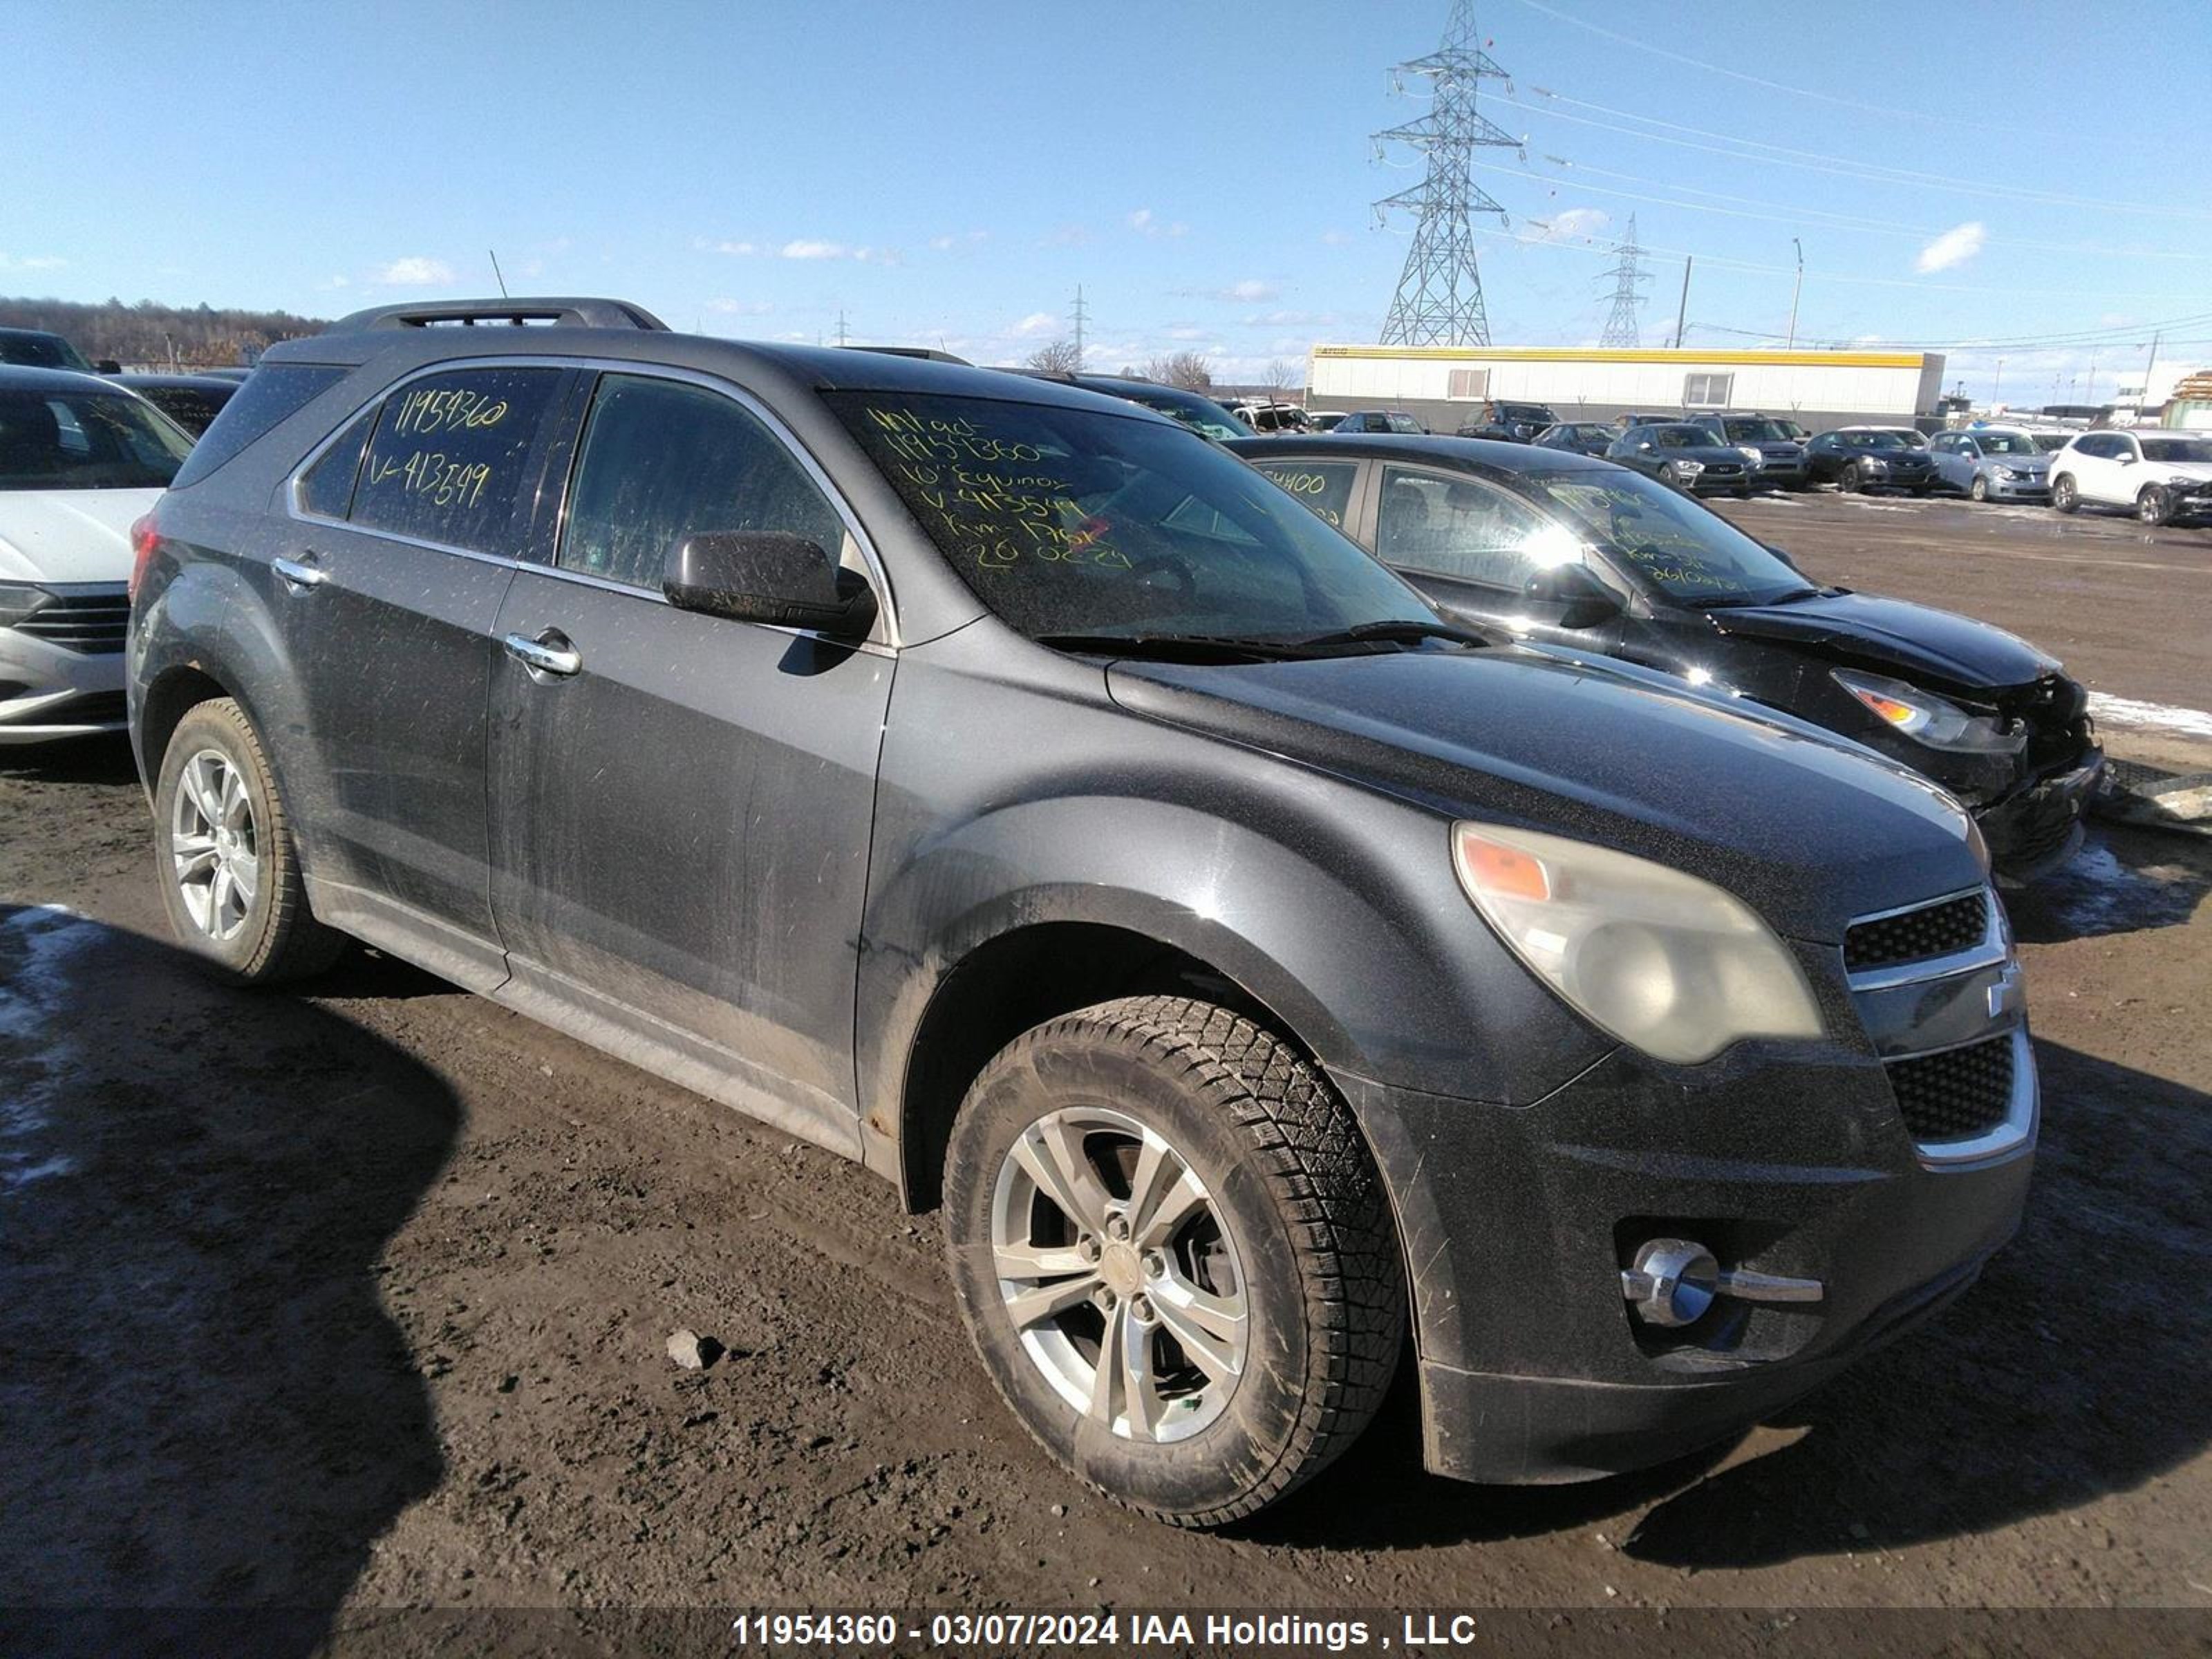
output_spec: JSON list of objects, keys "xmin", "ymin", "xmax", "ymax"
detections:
[{"xmin": 128, "ymin": 514, "xmax": 159, "ymax": 603}]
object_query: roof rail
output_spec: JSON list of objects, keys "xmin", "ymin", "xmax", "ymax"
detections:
[
  {"xmin": 843, "ymin": 345, "xmax": 973, "ymax": 365},
  {"xmin": 324, "ymin": 297, "xmax": 670, "ymax": 334}
]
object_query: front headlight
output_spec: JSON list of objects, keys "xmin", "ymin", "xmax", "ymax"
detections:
[
  {"xmin": 1666, "ymin": 458, "xmax": 1704, "ymax": 477},
  {"xmin": 1738, "ymin": 446, "xmax": 1764, "ymax": 467},
  {"xmin": 1860, "ymin": 457, "xmax": 1890, "ymax": 472},
  {"xmin": 1452, "ymin": 823, "xmax": 1824, "ymax": 1065},
  {"xmin": 1833, "ymin": 668, "xmax": 2025, "ymax": 754},
  {"xmin": 0, "ymin": 583, "xmax": 53, "ymax": 628},
  {"xmin": 1993, "ymin": 466, "xmax": 2018, "ymax": 480}
]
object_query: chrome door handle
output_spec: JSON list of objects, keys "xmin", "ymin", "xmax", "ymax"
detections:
[
  {"xmin": 503, "ymin": 631, "xmax": 582, "ymax": 677},
  {"xmin": 272, "ymin": 556, "xmax": 328, "ymax": 590}
]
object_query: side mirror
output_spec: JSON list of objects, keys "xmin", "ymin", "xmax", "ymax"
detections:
[
  {"xmin": 1524, "ymin": 563, "xmax": 1618, "ymax": 628},
  {"xmin": 1635, "ymin": 441, "xmax": 1653, "ymax": 451},
  {"xmin": 96, "ymin": 358, "xmax": 122, "ymax": 375},
  {"xmin": 664, "ymin": 531, "xmax": 876, "ymax": 637},
  {"xmin": 2115, "ymin": 452, "xmax": 2136, "ymax": 465}
]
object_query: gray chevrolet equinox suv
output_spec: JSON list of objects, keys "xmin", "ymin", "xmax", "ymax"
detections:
[{"xmin": 128, "ymin": 299, "xmax": 2036, "ymax": 1526}]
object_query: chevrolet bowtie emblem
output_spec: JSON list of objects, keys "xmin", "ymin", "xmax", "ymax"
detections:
[{"xmin": 1988, "ymin": 973, "xmax": 2025, "ymax": 1021}]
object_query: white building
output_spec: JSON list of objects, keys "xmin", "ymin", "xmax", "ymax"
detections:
[{"xmin": 1308, "ymin": 345, "xmax": 1948, "ymax": 433}]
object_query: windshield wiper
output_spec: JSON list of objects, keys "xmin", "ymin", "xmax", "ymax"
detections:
[
  {"xmin": 1032, "ymin": 632, "xmax": 1311, "ymax": 663},
  {"xmin": 1288, "ymin": 619, "xmax": 1490, "ymax": 653}
]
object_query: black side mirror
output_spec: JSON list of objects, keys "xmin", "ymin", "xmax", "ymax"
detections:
[
  {"xmin": 664, "ymin": 531, "xmax": 876, "ymax": 637},
  {"xmin": 1524, "ymin": 563, "xmax": 1619, "ymax": 628},
  {"xmin": 96, "ymin": 359, "xmax": 122, "ymax": 375}
]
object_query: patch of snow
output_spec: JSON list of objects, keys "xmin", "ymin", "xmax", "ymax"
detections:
[
  {"xmin": 2089, "ymin": 693, "xmax": 2212, "ymax": 742},
  {"xmin": 0, "ymin": 905, "xmax": 104, "ymax": 1194}
]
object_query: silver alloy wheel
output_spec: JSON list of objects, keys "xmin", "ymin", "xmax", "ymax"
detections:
[
  {"xmin": 170, "ymin": 748, "xmax": 259, "ymax": 941},
  {"xmin": 990, "ymin": 1105, "xmax": 1248, "ymax": 1443}
]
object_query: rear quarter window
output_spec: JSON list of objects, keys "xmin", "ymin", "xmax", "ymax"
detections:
[
  {"xmin": 169, "ymin": 364, "xmax": 350, "ymax": 488},
  {"xmin": 347, "ymin": 367, "xmax": 565, "ymax": 554}
]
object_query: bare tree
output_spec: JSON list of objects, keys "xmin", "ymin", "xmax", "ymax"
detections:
[
  {"xmin": 1141, "ymin": 350, "xmax": 1214, "ymax": 391},
  {"xmin": 1260, "ymin": 358, "xmax": 1301, "ymax": 396},
  {"xmin": 1024, "ymin": 338, "xmax": 1083, "ymax": 374}
]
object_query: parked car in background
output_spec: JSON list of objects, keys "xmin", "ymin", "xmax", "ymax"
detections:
[
  {"xmin": 111, "ymin": 373, "xmax": 239, "ymax": 437},
  {"xmin": 1232, "ymin": 431, "xmax": 2101, "ymax": 880},
  {"xmin": 1687, "ymin": 412, "xmax": 1809, "ymax": 490},
  {"xmin": 1456, "ymin": 400, "xmax": 1557, "ymax": 442},
  {"xmin": 0, "ymin": 326, "xmax": 100, "ymax": 373},
  {"xmin": 130, "ymin": 297, "xmax": 2035, "ymax": 1524},
  {"xmin": 1530, "ymin": 420, "xmax": 1613, "ymax": 457},
  {"xmin": 1305, "ymin": 409, "xmax": 1347, "ymax": 431},
  {"xmin": 1611, "ymin": 410, "xmax": 1680, "ymax": 431},
  {"xmin": 1803, "ymin": 428, "xmax": 1941, "ymax": 494},
  {"xmin": 2048, "ymin": 429, "xmax": 2212, "ymax": 525},
  {"xmin": 1228, "ymin": 400, "xmax": 1306, "ymax": 434},
  {"xmin": 1332, "ymin": 409, "xmax": 1425, "ymax": 434},
  {"xmin": 1606, "ymin": 422, "xmax": 1756, "ymax": 496},
  {"xmin": 1010, "ymin": 371, "xmax": 1248, "ymax": 442},
  {"xmin": 1, "ymin": 365, "xmax": 194, "ymax": 742},
  {"xmin": 1863, "ymin": 424, "xmax": 1930, "ymax": 449},
  {"xmin": 1928, "ymin": 427, "xmax": 2052, "ymax": 503}
]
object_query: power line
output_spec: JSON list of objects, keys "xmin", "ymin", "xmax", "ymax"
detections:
[
  {"xmin": 1500, "ymin": 89, "xmax": 2212, "ymax": 223},
  {"xmin": 1511, "ymin": 0, "xmax": 1989, "ymax": 132}
]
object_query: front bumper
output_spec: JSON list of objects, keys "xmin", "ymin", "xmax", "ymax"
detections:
[
  {"xmin": 1978, "ymin": 750, "xmax": 2103, "ymax": 882},
  {"xmin": 1340, "ymin": 993, "xmax": 2034, "ymax": 1485},
  {"xmin": 0, "ymin": 621, "xmax": 128, "ymax": 745},
  {"xmin": 1979, "ymin": 471, "xmax": 2050, "ymax": 500}
]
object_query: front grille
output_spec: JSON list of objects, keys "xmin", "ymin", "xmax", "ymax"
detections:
[
  {"xmin": 1886, "ymin": 1035, "xmax": 2015, "ymax": 1144},
  {"xmin": 1844, "ymin": 891, "xmax": 1989, "ymax": 973},
  {"xmin": 16, "ymin": 591, "xmax": 129, "ymax": 655}
]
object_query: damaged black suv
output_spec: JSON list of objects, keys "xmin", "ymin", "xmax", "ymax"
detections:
[
  {"xmin": 1234, "ymin": 433, "xmax": 2102, "ymax": 881},
  {"xmin": 131, "ymin": 299, "xmax": 2035, "ymax": 1525}
]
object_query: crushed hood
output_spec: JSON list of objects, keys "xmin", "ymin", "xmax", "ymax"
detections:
[{"xmin": 1707, "ymin": 590, "xmax": 2058, "ymax": 693}]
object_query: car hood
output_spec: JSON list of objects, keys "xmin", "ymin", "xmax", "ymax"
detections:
[
  {"xmin": 0, "ymin": 488, "xmax": 162, "ymax": 583},
  {"xmin": 1706, "ymin": 590, "xmax": 2058, "ymax": 691},
  {"xmin": 2149, "ymin": 461, "xmax": 2212, "ymax": 485},
  {"xmin": 1989, "ymin": 454, "xmax": 2051, "ymax": 473},
  {"xmin": 1107, "ymin": 648, "xmax": 1982, "ymax": 941},
  {"xmin": 1647, "ymin": 444, "xmax": 1752, "ymax": 465}
]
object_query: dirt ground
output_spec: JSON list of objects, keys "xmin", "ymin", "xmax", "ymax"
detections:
[{"xmin": 3, "ymin": 495, "xmax": 2210, "ymax": 1656}]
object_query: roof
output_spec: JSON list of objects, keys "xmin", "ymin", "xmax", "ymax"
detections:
[
  {"xmin": 111, "ymin": 373, "xmax": 241, "ymax": 391},
  {"xmin": 0, "ymin": 364, "xmax": 131, "ymax": 393},
  {"xmin": 1226, "ymin": 432, "xmax": 1613, "ymax": 474},
  {"xmin": 1313, "ymin": 343, "xmax": 1933, "ymax": 370}
]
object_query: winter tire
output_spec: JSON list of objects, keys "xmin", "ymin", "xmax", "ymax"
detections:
[
  {"xmin": 153, "ymin": 697, "xmax": 344, "ymax": 984},
  {"xmin": 943, "ymin": 995, "xmax": 1403, "ymax": 1527}
]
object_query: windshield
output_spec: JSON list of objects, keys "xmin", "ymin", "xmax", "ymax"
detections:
[
  {"xmin": 1651, "ymin": 426, "xmax": 1713, "ymax": 448},
  {"xmin": 2032, "ymin": 432, "xmax": 2071, "ymax": 452},
  {"xmin": 1501, "ymin": 404, "xmax": 1553, "ymax": 422},
  {"xmin": 1513, "ymin": 467, "xmax": 1812, "ymax": 607},
  {"xmin": 0, "ymin": 386, "xmax": 193, "ymax": 490},
  {"xmin": 828, "ymin": 391, "xmax": 1440, "ymax": 644},
  {"xmin": 1096, "ymin": 384, "xmax": 1248, "ymax": 443},
  {"xmin": 1971, "ymin": 430, "xmax": 2040, "ymax": 457},
  {"xmin": 2142, "ymin": 437, "xmax": 2212, "ymax": 465},
  {"xmin": 1720, "ymin": 418, "xmax": 1792, "ymax": 442},
  {"xmin": 0, "ymin": 332, "xmax": 93, "ymax": 373},
  {"xmin": 1839, "ymin": 430, "xmax": 1911, "ymax": 451}
]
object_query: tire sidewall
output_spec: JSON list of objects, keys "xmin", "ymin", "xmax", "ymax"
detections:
[
  {"xmin": 2139, "ymin": 486, "xmax": 2167, "ymax": 525},
  {"xmin": 1970, "ymin": 474, "xmax": 1989, "ymax": 502},
  {"xmin": 944, "ymin": 1023, "xmax": 1318, "ymax": 1520},
  {"xmin": 153, "ymin": 703, "xmax": 281, "ymax": 977}
]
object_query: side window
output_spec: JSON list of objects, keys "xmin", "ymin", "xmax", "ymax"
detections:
[
  {"xmin": 1249, "ymin": 459, "xmax": 1358, "ymax": 531},
  {"xmin": 1376, "ymin": 466, "xmax": 1557, "ymax": 590},
  {"xmin": 297, "ymin": 408, "xmax": 375, "ymax": 519},
  {"xmin": 350, "ymin": 368, "xmax": 563, "ymax": 554},
  {"xmin": 560, "ymin": 374, "xmax": 847, "ymax": 593}
]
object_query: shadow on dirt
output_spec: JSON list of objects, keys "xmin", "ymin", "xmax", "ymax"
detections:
[
  {"xmin": 1253, "ymin": 1037, "xmax": 2209, "ymax": 1565},
  {"xmin": 2007, "ymin": 823, "xmax": 2211, "ymax": 945},
  {"xmin": 0, "ymin": 906, "xmax": 458, "ymax": 1656},
  {"xmin": 0, "ymin": 731, "xmax": 140, "ymax": 788}
]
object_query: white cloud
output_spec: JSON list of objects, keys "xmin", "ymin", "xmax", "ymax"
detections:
[
  {"xmin": 701, "ymin": 238, "xmax": 760, "ymax": 256},
  {"xmin": 1166, "ymin": 326, "xmax": 1209, "ymax": 341},
  {"xmin": 0, "ymin": 252, "xmax": 68, "ymax": 272},
  {"xmin": 1244, "ymin": 309, "xmax": 1339, "ymax": 328},
  {"xmin": 930, "ymin": 229, "xmax": 991, "ymax": 251},
  {"xmin": 317, "ymin": 274, "xmax": 350, "ymax": 290},
  {"xmin": 1915, "ymin": 221, "xmax": 1985, "ymax": 273},
  {"xmin": 377, "ymin": 256, "xmax": 455, "ymax": 285},
  {"xmin": 782, "ymin": 239, "xmax": 847, "ymax": 261},
  {"xmin": 1126, "ymin": 208, "xmax": 1188, "ymax": 239},
  {"xmin": 706, "ymin": 298, "xmax": 774, "ymax": 315},
  {"xmin": 1012, "ymin": 312, "xmax": 1058, "ymax": 337},
  {"xmin": 1128, "ymin": 208, "xmax": 1154, "ymax": 232},
  {"xmin": 1320, "ymin": 229, "xmax": 1351, "ymax": 247},
  {"xmin": 1516, "ymin": 207, "xmax": 1609, "ymax": 245}
]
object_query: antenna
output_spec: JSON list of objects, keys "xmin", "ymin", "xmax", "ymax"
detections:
[
  {"xmin": 488, "ymin": 250, "xmax": 509, "ymax": 299},
  {"xmin": 1597, "ymin": 214, "xmax": 1649, "ymax": 349},
  {"xmin": 1372, "ymin": 1, "xmax": 1519, "ymax": 346},
  {"xmin": 1071, "ymin": 283, "xmax": 1089, "ymax": 370}
]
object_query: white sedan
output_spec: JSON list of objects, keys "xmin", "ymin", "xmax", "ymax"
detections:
[{"xmin": 1, "ymin": 367, "xmax": 192, "ymax": 744}]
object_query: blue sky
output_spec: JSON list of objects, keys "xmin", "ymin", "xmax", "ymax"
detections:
[{"xmin": 9, "ymin": 1, "xmax": 2211, "ymax": 400}]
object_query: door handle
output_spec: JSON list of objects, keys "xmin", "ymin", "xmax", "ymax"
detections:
[
  {"xmin": 272, "ymin": 555, "xmax": 328, "ymax": 591},
  {"xmin": 503, "ymin": 630, "xmax": 583, "ymax": 678}
]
